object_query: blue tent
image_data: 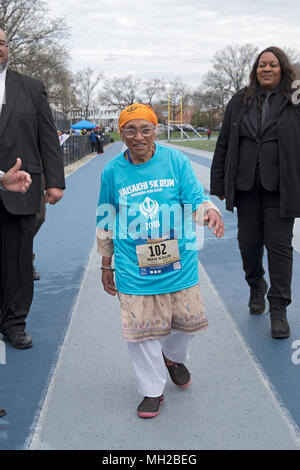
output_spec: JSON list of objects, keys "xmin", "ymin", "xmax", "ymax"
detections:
[{"xmin": 70, "ymin": 119, "xmax": 98, "ymax": 130}]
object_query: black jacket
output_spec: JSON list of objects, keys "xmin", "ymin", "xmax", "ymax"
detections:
[
  {"xmin": 0, "ymin": 70, "xmax": 65, "ymax": 215},
  {"xmin": 210, "ymin": 89, "xmax": 300, "ymax": 218}
]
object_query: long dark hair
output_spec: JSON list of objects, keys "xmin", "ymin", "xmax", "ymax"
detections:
[{"xmin": 244, "ymin": 46, "xmax": 296, "ymax": 109}]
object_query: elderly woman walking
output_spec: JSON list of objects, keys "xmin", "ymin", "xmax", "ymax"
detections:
[
  {"xmin": 211, "ymin": 46, "xmax": 300, "ymax": 339},
  {"xmin": 97, "ymin": 103, "xmax": 224, "ymax": 418}
]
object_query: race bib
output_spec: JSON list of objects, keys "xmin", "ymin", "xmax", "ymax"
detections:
[{"xmin": 136, "ymin": 231, "xmax": 181, "ymax": 276}]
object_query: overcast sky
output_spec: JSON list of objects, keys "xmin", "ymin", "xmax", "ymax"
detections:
[{"xmin": 47, "ymin": 0, "xmax": 300, "ymax": 87}]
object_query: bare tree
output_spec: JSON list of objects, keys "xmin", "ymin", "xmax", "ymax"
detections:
[
  {"xmin": 99, "ymin": 75, "xmax": 142, "ymax": 110},
  {"xmin": 212, "ymin": 44, "xmax": 259, "ymax": 94},
  {"xmin": 142, "ymin": 78, "xmax": 166, "ymax": 106},
  {"xmin": 53, "ymin": 71, "xmax": 78, "ymax": 117},
  {"xmin": 76, "ymin": 67, "xmax": 102, "ymax": 119},
  {"xmin": 283, "ymin": 47, "xmax": 300, "ymax": 65},
  {"xmin": 195, "ymin": 70, "xmax": 232, "ymax": 116},
  {"xmin": 164, "ymin": 78, "xmax": 192, "ymax": 122},
  {"xmin": 0, "ymin": 0, "xmax": 70, "ymax": 72},
  {"xmin": 0, "ymin": 0, "xmax": 74, "ymax": 117}
]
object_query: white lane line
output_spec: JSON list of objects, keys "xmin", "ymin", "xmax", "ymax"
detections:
[{"xmin": 198, "ymin": 260, "xmax": 300, "ymax": 446}]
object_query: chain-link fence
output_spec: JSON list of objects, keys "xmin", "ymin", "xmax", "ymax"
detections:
[{"xmin": 61, "ymin": 134, "xmax": 112, "ymax": 167}]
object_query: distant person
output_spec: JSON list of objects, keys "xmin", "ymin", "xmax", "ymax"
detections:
[
  {"xmin": 211, "ymin": 46, "xmax": 300, "ymax": 339},
  {"xmin": 89, "ymin": 130, "xmax": 97, "ymax": 153},
  {"xmin": 1, "ymin": 158, "xmax": 32, "ymax": 419},
  {"xmin": 207, "ymin": 129, "xmax": 212, "ymax": 140},
  {"xmin": 57, "ymin": 130, "xmax": 69, "ymax": 146},
  {"xmin": 0, "ymin": 28, "xmax": 65, "ymax": 350},
  {"xmin": 96, "ymin": 129, "xmax": 104, "ymax": 155}
]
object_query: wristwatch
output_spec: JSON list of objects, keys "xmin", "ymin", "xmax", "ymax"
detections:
[{"xmin": 0, "ymin": 170, "xmax": 6, "ymax": 191}]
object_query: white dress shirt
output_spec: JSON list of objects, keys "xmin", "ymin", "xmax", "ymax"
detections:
[
  {"xmin": 0, "ymin": 67, "xmax": 7, "ymax": 189},
  {"xmin": 0, "ymin": 66, "xmax": 7, "ymax": 116}
]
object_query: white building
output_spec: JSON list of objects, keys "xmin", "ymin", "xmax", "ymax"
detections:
[
  {"xmin": 98, "ymin": 106, "xmax": 120, "ymax": 131},
  {"xmin": 69, "ymin": 105, "xmax": 120, "ymax": 131}
]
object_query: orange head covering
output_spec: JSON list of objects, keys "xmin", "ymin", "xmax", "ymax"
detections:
[{"xmin": 119, "ymin": 103, "xmax": 158, "ymax": 132}]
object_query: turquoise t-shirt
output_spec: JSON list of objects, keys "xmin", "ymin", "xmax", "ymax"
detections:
[{"xmin": 97, "ymin": 144, "xmax": 210, "ymax": 295}]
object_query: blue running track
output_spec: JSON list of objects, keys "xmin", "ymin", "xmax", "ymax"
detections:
[{"xmin": 1, "ymin": 142, "xmax": 300, "ymax": 450}]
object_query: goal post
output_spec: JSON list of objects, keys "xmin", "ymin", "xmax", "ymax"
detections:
[{"xmin": 167, "ymin": 95, "xmax": 202, "ymax": 141}]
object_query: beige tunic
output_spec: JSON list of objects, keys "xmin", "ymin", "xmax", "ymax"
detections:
[{"xmin": 118, "ymin": 283, "xmax": 207, "ymax": 342}]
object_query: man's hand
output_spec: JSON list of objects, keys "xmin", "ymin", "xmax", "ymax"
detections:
[
  {"xmin": 101, "ymin": 270, "xmax": 117, "ymax": 296},
  {"xmin": 45, "ymin": 188, "xmax": 63, "ymax": 205},
  {"xmin": 1, "ymin": 158, "xmax": 32, "ymax": 193},
  {"xmin": 203, "ymin": 208, "xmax": 225, "ymax": 238}
]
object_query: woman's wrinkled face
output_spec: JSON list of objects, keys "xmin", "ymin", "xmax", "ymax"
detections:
[
  {"xmin": 121, "ymin": 119, "xmax": 156, "ymax": 158},
  {"xmin": 257, "ymin": 52, "xmax": 281, "ymax": 91}
]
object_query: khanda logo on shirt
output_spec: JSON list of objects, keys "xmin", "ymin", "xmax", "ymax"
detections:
[{"xmin": 140, "ymin": 197, "xmax": 159, "ymax": 220}]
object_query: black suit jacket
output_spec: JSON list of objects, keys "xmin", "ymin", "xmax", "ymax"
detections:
[
  {"xmin": 0, "ymin": 70, "xmax": 65, "ymax": 215},
  {"xmin": 235, "ymin": 92, "xmax": 286, "ymax": 191},
  {"xmin": 210, "ymin": 89, "xmax": 300, "ymax": 218}
]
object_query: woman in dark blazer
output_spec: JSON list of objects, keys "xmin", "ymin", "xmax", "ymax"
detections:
[{"xmin": 210, "ymin": 46, "xmax": 300, "ymax": 339}]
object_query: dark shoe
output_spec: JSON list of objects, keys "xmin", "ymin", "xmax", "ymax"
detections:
[
  {"xmin": 3, "ymin": 332, "xmax": 33, "ymax": 349},
  {"xmin": 269, "ymin": 300, "xmax": 290, "ymax": 339},
  {"xmin": 249, "ymin": 277, "xmax": 268, "ymax": 315},
  {"xmin": 0, "ymin": 409, "xmax": 6, "ymax": 419},
  {"xmin": 137, "ymin": 395, "xmax": 164, "ymax": 418},
  {"xmin": 164, "ymin": 355, "xmax": 191, "ymax": 388},
  {"xmin": 33, "ymin": 264, "xmax": 40, "ymax": 281}
]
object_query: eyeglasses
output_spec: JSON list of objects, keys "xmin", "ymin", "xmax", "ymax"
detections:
[
  {"xmin": 0, "ymin": 40, "xmax": 8, "ymax": 48},
  {"xmin": 121, "ymin": 126, "xmax": 155, "ymax": 138}
]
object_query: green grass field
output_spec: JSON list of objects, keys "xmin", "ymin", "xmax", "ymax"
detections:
[
  {"xmin": 108, "ymin": 131, "xmax": 121, "ymax": 141},
  {"xmin": 107, "ymin": 131, "xmax": 218, "ymax": 153},
  {"xmin": 170, "ymin": 139, "xmax": 217, "ymax": 152}
]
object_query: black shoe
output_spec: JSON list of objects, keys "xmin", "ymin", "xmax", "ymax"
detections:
[
  {"xmin": 0, "ymin": 409, "xmax": 6, "ymax": 419},
  {"xmin": 3, "ymin": 332, "xmax": 33, "ymax": 349},
  {"xmin": 269, "ymin": 300, "xmax": 290, "ymax": 339},
  {"xmin": 249, "ymin": 277, "xmax": 268, "ymax": 315},
  {"xmin": 137, "ymin": 395, "xmax": 164, "ymax": 418},
  {"xmin": 33, "ymin": 264, "xmax": 40, "ymax": 281},
  {"xmin": 163, "ymin": 355, "xmax": 191, "ymax": 388}
]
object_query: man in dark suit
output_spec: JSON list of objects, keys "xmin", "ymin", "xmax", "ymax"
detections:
[
  {"xmin": 0, "ymin": 28, "xmax": 65, "ymax": 349},
  {"xmin": 0, "ymin": 158, "xmax": 32, "ymax": 418}
]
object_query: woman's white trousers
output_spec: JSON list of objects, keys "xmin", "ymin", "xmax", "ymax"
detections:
[{"xmin": 127, "ymin": 330, "xmax": 193, "ymax": 397}]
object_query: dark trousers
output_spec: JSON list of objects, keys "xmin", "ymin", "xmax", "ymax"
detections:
[
  {"xmin": 33, "ymin": 192, "xmax": 46, "ymax": 238},
  {"xmin": 0, "ymin": 200, "xmax": 35, "ymax": 335},
  {"xmin": 235, "ymin": 168, "xmax": 294, "ymax": 304},
  {"xmin": 96, "ymin": 139, "xmax": 103, "ymax": 154}
]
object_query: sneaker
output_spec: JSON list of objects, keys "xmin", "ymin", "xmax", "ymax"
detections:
[
  {"xmin": 164, "ymin": 355, "xmax": 191, "ymax": 388},
  {"xmin": 249, "ymin": 277, "xmax": 268, "ymax": 315},
  {"xmin": 137, "ymin": 395, "xmax": 164, "ymax": 418}
]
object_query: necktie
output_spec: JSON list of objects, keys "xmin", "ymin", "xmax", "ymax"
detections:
[{"xmin": 261, "ymin": 92, "xmax": 271, "ymax": 125}]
